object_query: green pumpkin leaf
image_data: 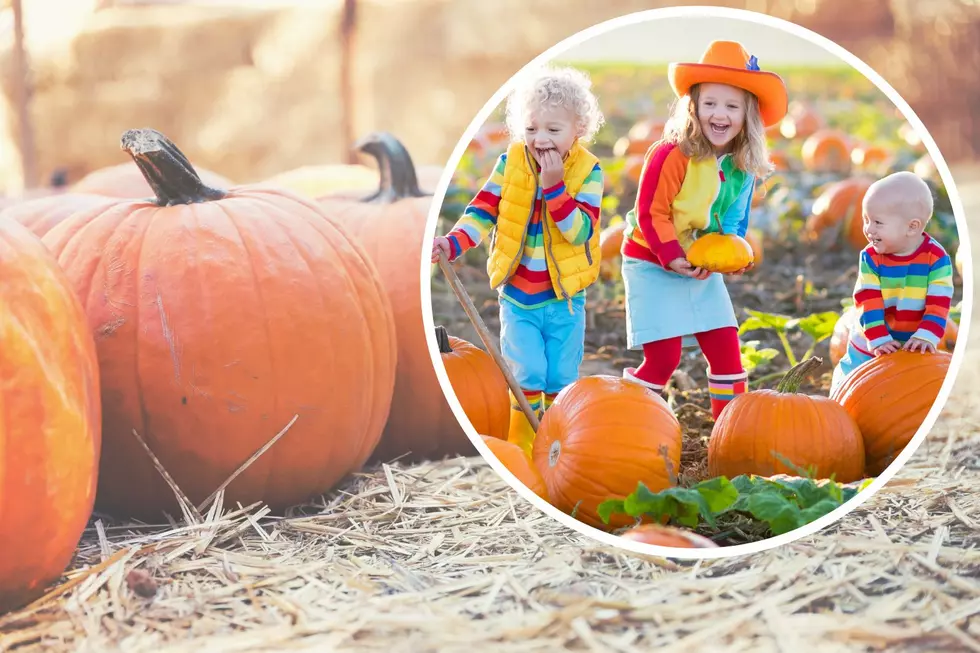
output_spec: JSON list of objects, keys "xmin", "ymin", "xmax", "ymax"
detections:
[
  {"xmin": 739, "ymin": 309, "xmax": 794, "ymax": 334},
  {"xmin": 800, "ymin": 498, "xmax": 845, "ymax": 524},
  {"xmin": 795, "ymin": 311, "xmax": 841, "ymax": 342},
  {"xmin": 597, "ymin": 499, "xmax": 626, "ymax": 524},
  {"xmin": 689, "ymin": 476, "xmax": 739, "ymax": 513},
  {"xmin": 746, "ymin": 492, "xmax": 805, "ymax": 535}
]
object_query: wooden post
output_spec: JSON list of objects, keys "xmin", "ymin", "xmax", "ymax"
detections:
[{"xmin": 10, "ymin": 0, "xmax": 38, "ymax": 191}]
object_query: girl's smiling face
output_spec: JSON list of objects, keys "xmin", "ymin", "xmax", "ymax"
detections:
[
  {"xmin": 696, "ymin": 82, "xmax": 746, "ymax": 153},
  {"xmin": 524, "ymin": 105, "xmax": 578, "ymax": 164}
]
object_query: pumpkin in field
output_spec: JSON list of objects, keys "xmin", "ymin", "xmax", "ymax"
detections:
[
  {"xmin": 830, "ymin": 350, "xmax": 952, "ymax": 476},
  {"xmin": 779, "ymin": 101, "xmax": 823, "ymax": 140},
  {"xmin": 685, "ymin": 233, "xmax": 754, "ymax": 274},
  {"xmin": 612, "ymin": 119, "xmax": 667, "ymax": 157},
  {"xmin": 599, "ymin": 220, "xmax": 626, "ymax": 280},
  {"xmin": 850, "ymin": 144, "xmax": 891, "ymax": 170},
  {"xmin": 828, "ymin": 307, "xmax": 857, "ymax": 366},
  {"xmin": 0, "ymin": 218, "xmax": 102, "ymax": 613},
  {"xmin": 708, "ymin": 358, "xmax": 865, "ymax": 483},
  {"xmin": 531, "ymin": 375, "xmax": 683, "ymax": 531},
  {"xmin": 42, "ymin": 128, "xmax": 397, "ymax": 520},
  {"xmin": 480, "ymin": 435, "xmax": 548, "ymax": 501},
  {"xmin": 316, "ymin": 132, "xmax": 465, "ymax": 463},
  {"xmin": 266, "ymin": 161, "xmax": 444, "ymax": 201},
  {"xmin": 0, "ymin": 193, "xmax": 116, "ymax": 239},
  {"xmin": 71, "ymin": 160, "xmax": 234, "ymax": 199},
  {"xmin": 744, "ymin": 229, "xmax": 764, "ymax": 268},
  {"xmin": 805, "ymin": 176, "xmax": 874, "ymax": 250},
  {"xmin": 801, "ymin": 129, "xmax": 852, "ymax": 174},
  {"xmin": 618, "ymin": 524, "xmax": 719, "ymax": 549},
  {"xmin": 437, "ymin": 326, "xmax": 510, "ymax": 441}
]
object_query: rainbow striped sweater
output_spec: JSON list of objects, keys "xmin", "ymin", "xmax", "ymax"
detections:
[
  {"xmin": 445, "ymin": 152, "xmax": 604, "ymax": 308},
  {"xmin": 621, "ymin": 141, "xmax": 755, "ymax": 267},
  {"xmin": 851, "ymin": 233, "xmax": 954, "ymax": 351}
]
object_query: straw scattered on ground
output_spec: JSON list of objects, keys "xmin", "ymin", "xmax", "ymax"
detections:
[{"xmin": 2, "ymin": 392, "xmax": 979, "ymax": 653}]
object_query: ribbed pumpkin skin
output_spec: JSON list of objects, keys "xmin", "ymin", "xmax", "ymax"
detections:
[
  {"xmin": 531, "ymin": 376, "xmax": 682, "ymax": 531},
  {"xmin": 318, "ymin": 134, "xmax": 469, "ymax": 462},
  {"xmin": 0, "ymin": 193, "xmax": 116, "ymax": 239},
  {"xmin": 480, "ymin": 435, "xmax": 548, "ymax": 501},
  {"xmin": 830, "ymin": 350, "xmax": 951, "ymax": 476},
  {"xmin": 42, "ymin": 133, "xmax": 397, "ymax": 520},
  {"xmin": 618, "ymin": 524, "xmax": 718, "ymax": 548},
  {"xmin": 0, "ymin": 218, "xmax": 102, "ymax": 613},
  {"xmin": 441, "ymin": 332, "xmax": 510, "ymax": 441},
  {"xmin": 707, "ymin": 391, "xmax": 865, "ymax": 483},
  {"xmin": 72, "ymin": 161, "xmax": 233, "ymax": 199}
]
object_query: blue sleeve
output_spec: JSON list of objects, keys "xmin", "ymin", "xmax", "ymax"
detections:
[{"xmin": 721, "ymin": 174, "xmax": 755, "ymax": 237}]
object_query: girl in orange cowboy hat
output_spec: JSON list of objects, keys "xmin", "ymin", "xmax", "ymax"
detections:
[{"xmin": 618, "ymin": 40, "xmax": 788, "ymax": 421}]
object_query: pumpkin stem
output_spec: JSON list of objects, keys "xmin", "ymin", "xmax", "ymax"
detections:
[
  {"xmin": 775, "ymin": 356, "xmax": 823, "ymax": 393},
  {"xmin": 435, "ymin": 325, "xmax": 453, "ymax": 354},
  {"xmin": 120, "ymin": 128, "xmax": 226, "ymax": 206},
  {"xmin": 353, "ymin": 132, "xmax": 431, "ymax": 203}
]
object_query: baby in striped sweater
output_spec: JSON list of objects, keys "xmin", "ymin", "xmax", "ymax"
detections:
[{"xmin": 830, "ymin": 171, "xmax": 954, "ymax": 393}]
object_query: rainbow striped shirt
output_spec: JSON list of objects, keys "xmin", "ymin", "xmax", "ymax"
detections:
[
  {"xmin": 851, "ymin": 233, "xmax": 954, "ymax": 350},
  {"xmin": 445, "ymin": 153, "xmax": 604, "ymax": 308}
]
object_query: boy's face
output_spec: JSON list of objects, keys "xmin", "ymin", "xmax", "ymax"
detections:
[
  {"xmin": 697, "ymin": 83, "xmax": 746, "ymax": 153},
  {"xmin": 524, "ymin": 105, "xmax": 578, "ymax": 165},
  {"xmin": 862, "ymin": 191, "xmax": 923, "ymax": 255}
]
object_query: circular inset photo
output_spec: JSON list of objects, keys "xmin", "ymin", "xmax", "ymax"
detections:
[{"xmin": 422, "ymin": 7, "xmax": 971, "ymax": 558}]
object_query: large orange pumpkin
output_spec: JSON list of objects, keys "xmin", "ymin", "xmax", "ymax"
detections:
[
  {"xmin": 830, "ymin": 350, "xmax": 952, "ymax": 476},
  {"xmin": 531, "ymin": 375, "xmax": 683, "ymax": 531},
  {"xmin": 805, "ymin": 176, "xmax": 875, "ymax": 250},
  {"xmin": 437, "ymin": 326, "xmax": 510, "ymax": 442},
  {"xmin": 42, "ymin": 128, "xmax": 397, "ymax": 520},
  {"xmin": 317, "ymin": 133, "xmax": 467, "ymax": 463},
  {"xmin": 0, "ymin": 193, "xmax": 116, "ymax": 239},
  {"xmin": 708, "ymin": 358, "xmax": 865, "ymax": 483},
  {"xmin": 0, "ymin": 218, "xmax": 102, "ymax": 613},
  {"xmin": 612, "ymin": 119, "xmax": 667, "ymax": 157},
  {"xmin": 71, "ymin": 160, "xmax": 233, "ymax": 199},
  {"xmin": 618, "ymin": 524, "xmax": 719, "ymax": 548},
  {"xmin": 480, "ymin": 435, "xmax": 548, "ymax": 501}
]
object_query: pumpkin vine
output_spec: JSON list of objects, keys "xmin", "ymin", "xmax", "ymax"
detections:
[
  {"xmin": 435, "ymin": 325, "xmax": 453, "ymax": 354},
  {"xmin": 775, "ymin": 356, "xmax": 823, "ymax": 393}
]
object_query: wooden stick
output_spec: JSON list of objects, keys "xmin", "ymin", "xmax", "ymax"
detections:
[
  {"xmin": 11, "ymin": 0, "xmax": 38, "ymax": 190},
  {"xmin": 436, "ymin": 252, "xmax": 539, "ymax": 431}
]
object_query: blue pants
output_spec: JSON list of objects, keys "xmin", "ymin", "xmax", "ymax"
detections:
[
  {"xmin": 499, "ymin": 294, "xmax": 587, "ymax": 395},
  {"xmin": 830, "ymin": 340, "xmax": 875, "ymax": 394}
]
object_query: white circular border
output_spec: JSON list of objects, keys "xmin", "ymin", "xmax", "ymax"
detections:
[{"xmin": 419, "ymin": 5, "xmax": 973, "ymax": 560}]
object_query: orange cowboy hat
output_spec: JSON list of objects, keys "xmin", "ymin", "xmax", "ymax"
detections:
[{"xmin": 668, "ymin": 40, "xmax": 788, "ymax": 127}]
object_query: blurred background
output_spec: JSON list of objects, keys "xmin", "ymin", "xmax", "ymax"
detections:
[{"xmin": 0, "ymin": 0, "xmax": 975, "ymax": 195}]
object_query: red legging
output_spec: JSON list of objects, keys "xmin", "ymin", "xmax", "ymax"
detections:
[{"xmin": 634, "ymin": 326, "xmax": 746, "ymax": 418}]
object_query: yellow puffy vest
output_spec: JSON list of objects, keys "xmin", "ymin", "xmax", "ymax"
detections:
[{"xmin": 486, "ymin": 140, "xmax": 602, "ymax": 300}]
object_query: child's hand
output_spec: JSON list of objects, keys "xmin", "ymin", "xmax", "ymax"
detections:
[
  {"xmin": 539, "ymin": 149, "xmax": 565, "ymax": 189},
  {"xmin": 727, "ymin": 263, "xmax": 754, "ymax": 276},
  {"xmin": 667, "ymin": 257, "xmax": 711, "ymax": 280},
  {"xmin": 872, "ymin": 341, "xmax": 901, "ymax": 356},
  {"xmin": 903, "ymin": 337, "xmax": 936, "ymax": 354},
  {"xmin": 431, "ymin": 237, "xmax": 452, "ymax": 263}
]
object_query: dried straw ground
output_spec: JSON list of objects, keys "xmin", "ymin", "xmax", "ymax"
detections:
[{"xmin": 2, "ymin": 167, "xmax": 979, "ymax": 652}]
